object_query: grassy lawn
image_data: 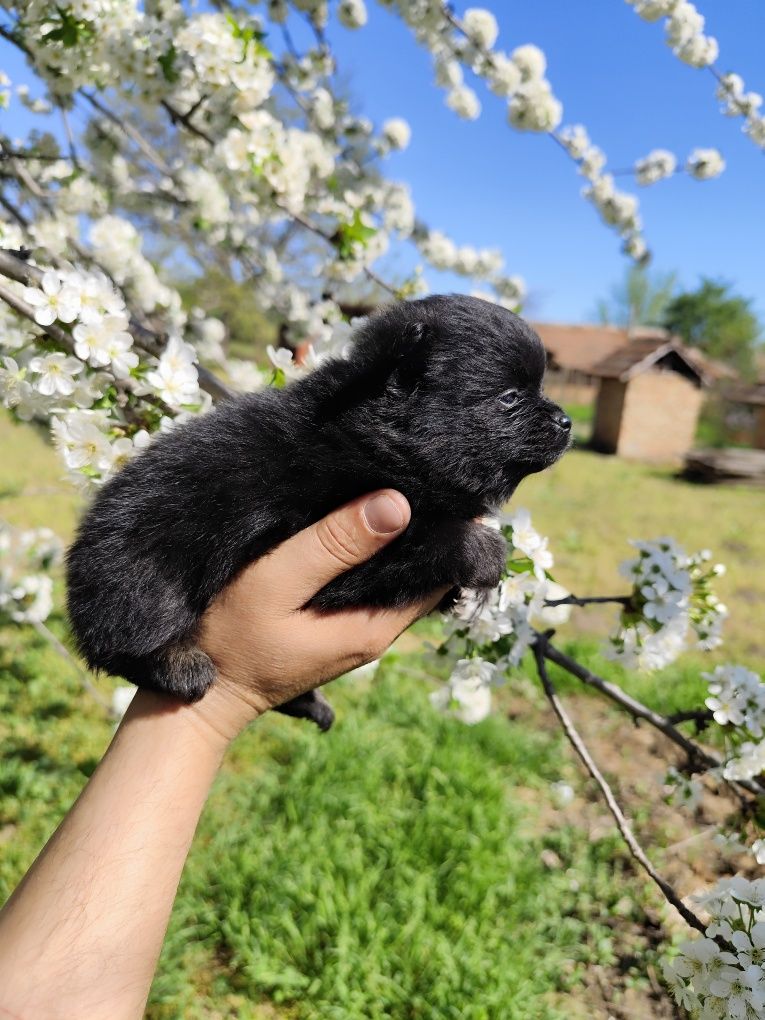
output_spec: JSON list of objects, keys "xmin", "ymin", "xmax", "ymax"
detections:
[
  {"xmin": 0, "ymin": 624, "xmax": 666, "ymax": 1020},
  {"xmin": 2, "ymin": 411, "xmax": 763, "ymax": 1017}
]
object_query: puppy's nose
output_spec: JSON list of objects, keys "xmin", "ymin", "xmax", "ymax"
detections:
[{"xmin": 553, "ymin": 411, "xmax": 571, "ymax": 432}]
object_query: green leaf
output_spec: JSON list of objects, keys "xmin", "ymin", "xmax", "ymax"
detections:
[
  {"xmin": 43, "ymin": 7, "xmax": 94, "ymax": 48},
  {"xmin": 335, "ymin": 210, "xmax": 377, "ymax": 261},
  {"xmin": 158, "ymin": 46, "xmax": 180, "ymax": 84}
]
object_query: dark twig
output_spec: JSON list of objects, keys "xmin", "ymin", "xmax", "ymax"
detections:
[
  {"xmin": 536, "ymin": 632, "xmax": 764, "ymax": 796},
  {"xmin": 33, "ymin": 621, "xmax": 110, "ymax": 710},
  {"xmin": 0, "ymin": 192, "xmax": 29, "ymax": 228},
  {"xmin": 544, "ymin": 594, "xmax": 632, "ymax": 609},
  {"xmin": 666, "ymin": 709, "xmax": 715, "ymax": 727},
  {"xmin": 81, "ymin": 92, "xmax": 174, "ymax": 176},
  {"xmin": 161, "ymin": 100, "xmax": 215, "ymax": 145},
  {"xmin": 532, "ymin": 637, "xmax": 707, "ymax": 935}
]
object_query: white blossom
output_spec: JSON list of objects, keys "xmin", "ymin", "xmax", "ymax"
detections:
[
  {"xmin": 462, "ymin": 8, "xmax": 499, "ymax": 50},
  {"xmin": 51, "ymin": 411, "xmax": 114, "ymax": 474},
  {"xmin": 381, "ymin": 117, "xmax": 411, "ymax": 151},
  {"xmin": 430, "ymin": 657, "xmax": 495, "ymax": 724},
  {"xmin": 145, "ymin": 337, "xmax": 200, "ymax": 408},
  {"xmin": 511, "ymin": 44, "xmax": 546, "ymax": 81},
  {"xmin": 635, "ymin": 148, "xmax": 677, "ymax": 185},
  {"xmin": 687, "ymin": 148, "xmax": 726, "ymax": 180},
  {"xmin": 446, "ymin": 84, "xmax": 481, "ymax": 120},
  {"xmin": 28, "ymin": 353, "xmax": 84, "ymax": 397},
  {"xmin": 24, "ymin": 271, "xmax": 81, "ymax": 326},
  {"xmin": 338, "ymin": 0, "xmax": 367, "ymax": 29}
]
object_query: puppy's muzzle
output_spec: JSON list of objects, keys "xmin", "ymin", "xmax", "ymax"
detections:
[{"xmin": 551, "ymin": 410, "xmax": 571, "ymax": 433}]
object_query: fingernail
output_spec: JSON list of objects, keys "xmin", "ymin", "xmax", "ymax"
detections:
[{"xmin": 363, "ymin": 494, "xmax": 405, "ymax": 534}]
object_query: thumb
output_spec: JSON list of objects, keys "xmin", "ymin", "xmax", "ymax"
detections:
[{"xmin": 261, "ymin": 490, "xmax": 411, "ymax": 606}]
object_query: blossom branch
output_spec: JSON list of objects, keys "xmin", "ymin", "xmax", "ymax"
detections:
[
  {"xmin": 0, "ymin": 248, "xmax": 233, "ymax": 403},
  {"xmin": 32, "ymin": 620, "xmax": 110, "ymax": 710},
  {"xmin": 536, "ymin": 632, "xmax": 764, "ymax": 795},
  {"xmin": 544, "ymin": 594, "xmax": 632, "ymax": 609},
  {"xmin": 532, "ymin": 636, "xmax": 707, "ymax": 935},
  {"xmin": 0, "ymin": 277, "xmax": 174, "ymax": 419},
  {"xmin": 666, "ymin": 709, "xmax": 715, "ymax": 727}
]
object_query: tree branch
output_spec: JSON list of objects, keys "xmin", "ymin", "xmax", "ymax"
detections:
[
  {"xmin": 0, "ymin": 275, "xmax": 174, "ymax": 418},
  {"xmin": 666, "ymin": 709, "xmax": 715, "ymax": 727},
  {"xmin": 0, "ymin": 245, "xmax": 233, "ymax": 404},
  {"xmin": 81, "ymin": 92, "xmax": 174, "ymax": 176},
  {"xmin": 532, "ymin": 638, "xmax": 707, "ymax": 935},
  {"xmin": 536, "ymin": 632, "xmax": 764, "ymax": 796},
  {"xmin": 544, "ymin": 594, "xmax": 632, "ymax": 609},
  {"xmin": 32, "ymin": 620, "xmax": 110, "ymax": 710}
]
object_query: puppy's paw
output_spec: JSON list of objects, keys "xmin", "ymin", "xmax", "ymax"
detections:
[
  {"xmin": 458, "ymin": 524, "xmax": 507, "ymax": 590},
  {"xmin": 275, "ymin": 689, "xmax": 335, "ymax": 731},
  {"xmin": 137, "ymin": 643, "xmax": 217, "ymax": 703}
]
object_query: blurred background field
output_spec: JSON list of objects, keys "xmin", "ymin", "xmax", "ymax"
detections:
[{"xmin": 2, "ymin": 409, "xmax": 763, "ymax": 1018}]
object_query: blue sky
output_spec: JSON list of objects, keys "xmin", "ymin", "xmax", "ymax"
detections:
[
  {"xmin": 1, "ymin": 1, "xmax": 764, "ymax": 326},
  {"xmin": 324, "ymin": 0, "xmax": 765, "ymax": 324}
]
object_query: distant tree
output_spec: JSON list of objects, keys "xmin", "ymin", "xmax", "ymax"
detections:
[
  {"xmin": 176, "ymin": 269, "xmax": 278, "ymax": 362},
  {"xmin": 594, "ymin": 266, "xmax": 678, "ymax": 329},
  {"xmin": 663, "ymin": 279, "xmax": 761, "ymax": 378}
]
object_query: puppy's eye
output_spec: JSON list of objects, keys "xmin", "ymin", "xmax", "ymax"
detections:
[{"xmin": 499, "ymin": 389, "xmax": 520, "ymax": 407}]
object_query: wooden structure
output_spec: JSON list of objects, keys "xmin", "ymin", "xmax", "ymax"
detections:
[
  {"xmin": 589, "ymin": 338, "xmax": 712, "ymax": 463},
  {"xmin": 684, "ymin": 448, "xmax": 765, "ymax": 485},
  {"xmin": 720, "ymin": 381, "xmax": 765, "ymax": 449}
]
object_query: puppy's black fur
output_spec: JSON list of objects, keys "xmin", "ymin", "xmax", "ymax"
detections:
[{"xmin": 66, "ymin": 295, "xmax": 571, "ymax": 729}]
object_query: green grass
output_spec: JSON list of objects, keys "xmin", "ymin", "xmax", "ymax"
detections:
[
  {"xmin": 518, "ymin": 445, "xmax": 765, "ymax": 670},
  {"xmin": 0, "ymin": 634, "xmax": 662, "ymax": 1020},
  {"xmin": 0, "ymin": 414, "xmax": 83, "ymax": 533}
]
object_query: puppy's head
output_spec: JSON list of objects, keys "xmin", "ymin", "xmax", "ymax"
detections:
[{"xmin": 345, "ymin": 294, "xmax": 571, "ymax": 507}]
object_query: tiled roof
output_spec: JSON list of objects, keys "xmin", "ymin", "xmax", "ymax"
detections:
[
  {"xmin": 590, "ymin": 338, "xmax": 713, "ymax": 386},
  {"xmin": 531, "ymin": 322, "xmax": 629, "ymax": 374}
]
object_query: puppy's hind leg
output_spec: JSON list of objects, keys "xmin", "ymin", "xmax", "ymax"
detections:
[
  {"xmin": 274, "ymin": 690, "xmax": 335, "ymax": 732},
  {"xmin": 121, "ymin": 642, "xmax": 218, "ymax": 703}
]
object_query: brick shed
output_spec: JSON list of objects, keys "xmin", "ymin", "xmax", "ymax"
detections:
[{"xmin": 589, "ymin": 338, "xmax": 712, "ymax": 463}]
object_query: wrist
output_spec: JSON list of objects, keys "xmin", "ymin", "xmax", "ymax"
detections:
[
  {"xmin": 123, "ymin": 682, "xmax": 263, "ymax": 759},
  {"xmin": 182, "ymin": 675, "xmax": 268, "ymax": 749}
]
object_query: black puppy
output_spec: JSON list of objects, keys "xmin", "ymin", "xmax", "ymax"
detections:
[{"xmin": 66, "ymin": 294, "xmax": 571, "ymax": 729}]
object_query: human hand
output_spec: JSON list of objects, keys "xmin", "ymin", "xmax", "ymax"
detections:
[{"xmin": 190, "ymin": 490, "xmax": 448, "ymax": 746}]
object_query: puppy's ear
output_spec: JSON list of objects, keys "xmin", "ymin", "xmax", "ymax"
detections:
[{"xmin": 387, "ymin": 321, "xmax": 430, "ymax": 397}]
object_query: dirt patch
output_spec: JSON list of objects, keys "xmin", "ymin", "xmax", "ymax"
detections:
[{"xmin": 508, "ymin": 689, "xmax": 759, "ymax": 1019}]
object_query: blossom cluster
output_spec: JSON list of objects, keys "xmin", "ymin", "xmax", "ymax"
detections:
[
  {"xmin": 0, "ymin": 252, "xmax": 206, "ymax": 488},
  {"xmin": 429, "ymin": 508, "xmax": 570, "ymax": 724},
  {"xmin": 606, "ymin": 538, "xmax": 727, "ymax": 671},
  {"xmin": 627, "ymin": 0, "xmax": 765, "ymax": 154},
  {"xmin": 703, "ymin": 665, "xmax": 765, "ymax": 784},
  {"xmin": 634, "ymin": 146, "xmax": 725, "ymax": 184},
  {"xmin": 557, "ymin": 124, "xmax": 647, "ymax": 262},
  {"xmin": 414, "ymin": 228, "xmax": 526, "ymax": 309},
  {"xmin": 626, "ymin": 0, "xmax": 719, "ymax": 67},
  {"xmin": 716, "ymin": 73, "xmax": 765, "ymax": 151},
  {"xmin": 387, "ymin": 3, "xmax": 658, "ymax": 262},
  {"xmin": 664, "ymin": 879, "xmax": 765, "ymax": 1017},
  {"xmin": 0, "ymin": 522, "xmax": 61, "ymax": 625}
]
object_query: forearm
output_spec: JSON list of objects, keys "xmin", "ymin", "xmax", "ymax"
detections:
[{"xmin": 0, "ymin": 689, "xmax": 235, "ymax": 1020}]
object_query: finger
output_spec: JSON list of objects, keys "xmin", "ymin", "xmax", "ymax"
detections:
[
  {"xmin": 368, "ymin": 585, "xmax": 452, "ymax": 647},
  {"xmin": 255, "ymin": 490, "xmax": 411, "ymax": 607},
  {"xmin": 308, "ymin": 585, "xmax": 451, "ymax": 667}
]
